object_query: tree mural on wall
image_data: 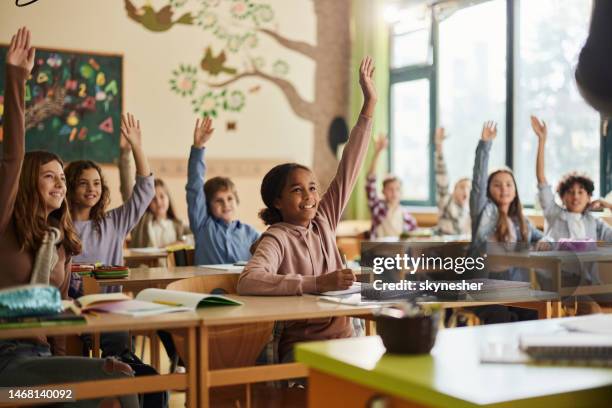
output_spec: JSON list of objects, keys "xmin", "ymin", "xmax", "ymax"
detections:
[{"xmin": 124, "ymin": 0, "xmax": 351, "ymax": 187}]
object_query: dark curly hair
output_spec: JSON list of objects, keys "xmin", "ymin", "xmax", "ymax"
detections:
[
  {"xmin": 556, "ymin": 172, "xmax": 594, "ymax": 197},
  {"xmin": 259, "ymin": 163, "xmax": 311, "ymax": 225},
  {"xmin": 64, "ymin": 160, "xmax": 111, "ymax": 237}
]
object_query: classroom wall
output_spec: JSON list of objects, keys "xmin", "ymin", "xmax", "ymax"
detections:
[{"xmin": 0, "ymin": 0, "xmax": 321, "ymax": 231}]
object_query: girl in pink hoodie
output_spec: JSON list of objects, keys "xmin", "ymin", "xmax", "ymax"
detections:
[{"xmin": 237, "ymin": 57, "xmax": 377, "ymax": 362}]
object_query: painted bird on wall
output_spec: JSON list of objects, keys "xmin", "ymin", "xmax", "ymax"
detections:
[
  {"xmin": 200, "ymin": 47, "xmax": 238, "ymax": 76},
  {"xmin": 124, "ymin": 0, "xmax": 193, "ymax": 32}
]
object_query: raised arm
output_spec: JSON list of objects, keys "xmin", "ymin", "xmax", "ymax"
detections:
[
  {"xmin": 434, "ymin": 127, "xmax": 450, "ymax": 210},
  {"xmin": 121, "ymin": 113, "xmax": 150, "ymax": 177},
  {"xmin": 531, "ymin": 116, "xmax": 548, "ymax": 185},
  {"xmin": 319, "ymin": 57, "xmax": 376, "ymax": 227},
  {"xmin": 367, "ymin": 134, "xmax": 387, "ymax": 177},
  {"xmin": 118, "ymin": 146, "xmax": 134, "ymax": 203},
  {"xmin": 470, "ymin": 121, "xmax": 496, "ymax": 222},
  {"xmin": 0, "ymin": 27, "xmax": 35, "ymax": 235},
  {"xmin": 186, "ymin": 117, "xmax": 214, "ymax": 232},
  {"xmin": 110, "ymin": 113, "xmax": 154, "ymax": 235}
]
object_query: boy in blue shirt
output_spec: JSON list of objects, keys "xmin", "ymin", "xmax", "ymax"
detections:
[{"xmin": 186, "ymin": 117, "xmax": 260, "ymax": 265}]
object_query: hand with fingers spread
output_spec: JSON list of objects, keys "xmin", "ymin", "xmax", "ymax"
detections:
[
  {"xmin": 193, "ymin": 116, "xmax": 214, "ymax": 149},
  {"xmin": 532, "ymin": 115, "xmax": 548, "ymax": 185},
  {"xmin": 6, "ymin": 27, "xmax": 36, "ymax": 73},
  {"xmin": 435, "ymin": 127, "xmax": 446, "ymax": 153},
  {"xmin": 481, "ymin": 121, "xmax": 497, "ymax": 142},
  {"xmin": 121, "ymin": 112, "xmax": 150, "ymax": 176},
  {"xmin": 316, "ymin": 269, "xmax": 356, "ymax": 292},
  {"xmin": 530, "ymin": 115, "xmax": 547, "ymax": 143},
  {"xmin": 359, "ymin": 56, "xmax": 377, "ymax": 118},
  {"xmin": 120, "ymin": 113, "xmax": 142, "ymax": 148}
]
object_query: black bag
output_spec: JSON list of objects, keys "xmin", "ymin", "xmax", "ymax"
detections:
[{"xmin": 117, "ymin": 350, "xmax": 169, "ymax": 408}]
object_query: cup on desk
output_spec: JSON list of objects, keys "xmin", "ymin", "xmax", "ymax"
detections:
[{"xmin": 375, "ymin": 304, "xmax": 441, "ymax": 355}]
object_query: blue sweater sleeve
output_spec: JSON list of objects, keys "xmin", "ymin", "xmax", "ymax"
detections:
[
  {"xmin": 186, "ymin": 146, "xmax": 209, "ymax": 233},
  {"xmin": 470, "ymin": 140, "xmax": 492, "ymax": 232}
]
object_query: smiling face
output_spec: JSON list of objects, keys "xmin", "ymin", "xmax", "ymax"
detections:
[
  {"xmin": 561, "ymin": 182, "xmax": 591, "ymax": 213},
  {"xmin": 38, "ymin": 160, "xmax": 67, "ymax": 214},
  {"xmin": 210, "ymin": 188, "xmax": 237, "ymax": 223},
  {"xmin": 73, "ymin": 167, "xmax": 102, "ymax": 209},
  {"xmin": 382, "ymin": 179, "xmax": 402, "ymax": 207},
  {"xmin": 149, "ymin": 185, "xmax": 170, "ymax": 220},
  {"xmin": 453, "ymin": 179, "xmax": 471, "ymax": 207},
  {"xmin": 488, "ymin": 171, "xmax": 516, "ymax": 209},
  {"xmin": 274, "ymin": 168, "xmax": 320, "ymax": 227}
]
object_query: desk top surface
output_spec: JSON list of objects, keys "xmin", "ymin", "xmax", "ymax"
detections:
[
  {"xmin": 296, "ymin": 316, "xmax": 612, "ymax": 407},
  {"xmin": 96, "ymin": 266, "xmax": 241, "ymax": 286}
]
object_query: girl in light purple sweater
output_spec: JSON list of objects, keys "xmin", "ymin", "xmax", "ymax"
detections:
[{"xmin": 237, "ymin": 57, "xmax": 377, "ymax": 361}]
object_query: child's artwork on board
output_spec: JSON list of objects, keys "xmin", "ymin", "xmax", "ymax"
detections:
[{"xmin": 0, "ymin": 46, "xmax": 122, "ymax": 163}]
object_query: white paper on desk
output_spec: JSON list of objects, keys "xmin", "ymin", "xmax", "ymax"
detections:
[
  {"xmin": 198, "ymin": 264, "xmax": 244, "ymax": 272},
  {"xmin": 128, "ymin": 247, "xmax": 167, "ymax": 254},
  {"xmin": 318, "ymin": 293, "xmax": 399, "ymax": 306},
  {"xmin": 320, "ymin": 282, "xmax": 362, "ymax": 296},
  {"xmin": 561, "ymin": 314, "xmax": 612, "ymax": 335},
  {"xmin": 480, "ymin": 340, "xmax": 530, "ymax": 364}
]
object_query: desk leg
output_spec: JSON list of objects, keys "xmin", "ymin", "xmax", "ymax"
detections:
[
  {"xmin": 198, "ymin": 325, "xmax": 210, "ymax": 408},
  {"xmin": 186, "ymin": 326, "xmax": 197, "ymax": 408}
]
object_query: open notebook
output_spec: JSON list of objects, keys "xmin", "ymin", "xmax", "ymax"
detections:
[
  {"xmin": 75, "ymin": 289, "xmax": 242, "ymax": 317},
  {"xmin": 520, "ymin": 333, "xmax": 612, "ymax": 366}
]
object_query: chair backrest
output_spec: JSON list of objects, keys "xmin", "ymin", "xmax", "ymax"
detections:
[{"xmin": 166, "ymin": 274, "xmax": 273, "ymax": 370}]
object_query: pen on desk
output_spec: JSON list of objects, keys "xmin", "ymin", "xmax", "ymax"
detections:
[{"xmin": 342, "ymin": 253, "xmax": 349, "ymax": 269}]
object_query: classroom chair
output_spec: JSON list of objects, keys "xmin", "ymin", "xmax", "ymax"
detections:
[{"xmin": 166, "ymin": 275, "xmax": 280, "ymax": 407}]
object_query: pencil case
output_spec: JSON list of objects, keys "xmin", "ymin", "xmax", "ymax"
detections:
[{"xmin": 0, "ymin": 284, "xmax": 62, "ymax": 318}]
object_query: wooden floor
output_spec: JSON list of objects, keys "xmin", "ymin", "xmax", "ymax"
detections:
[{"xmin": 136, "ymin": 337, "xmax": 306, "ymax": 408}]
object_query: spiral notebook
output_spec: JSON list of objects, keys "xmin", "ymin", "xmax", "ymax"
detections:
[{"xmin": 519, "ymin": 333, "xmax": 612, "ymax": 366}]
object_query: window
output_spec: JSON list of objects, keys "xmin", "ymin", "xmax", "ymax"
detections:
[
  {"xmin": 389, "ymin": 0, "xmax": 606, "ymax": 207},
  {"xmin": 438, "ymin": 0, "xmax": 507, "ymax": 188},
  {"xmin": 390, "ymin": 78, "xmax": 431, "ymax": 201},
  {"xmin": 514, "ymin": 0, "xmax": 598, "ymax": 205}
]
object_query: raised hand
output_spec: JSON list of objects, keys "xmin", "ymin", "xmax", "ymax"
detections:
[
  {"xmin": 374, "ymin": 133, "xmax": 388, "ymax": 153},
  {"xmin": 193, "ymin": 116, "xmax": 214, "ymax": 148},
  {"xmin": 481, "ymin": 121, "xmax": 497, "ymax": 142},
  {"xmin": 530, "ymin": 115, "xmax": 547, "ymax": 143},
  {"xmin": 6, "ymin": 27, "xmax": 36, "ymax": 73},
  {"xmin": 120, "ymin": 113, "xmax": 142, "ymax": 148},
  {"xmin": 359, "ymin": 56, "xmax": 377, "ymax": 104},
  {"xmin": 435, "ymin": 127, "xmax": 446, "ymax": 152},
  {"xmin": 589, "ymin": 199, "xmax": 611, "ymax": 211}
]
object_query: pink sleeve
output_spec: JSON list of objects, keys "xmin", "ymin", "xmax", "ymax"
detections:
[
  {"xmin": 318, "ymin": 115, "xmax": 373, "ymax": 229},
  {"xmin": 236, "ymin": 235, "xmax": 317, "ymax": 295}
]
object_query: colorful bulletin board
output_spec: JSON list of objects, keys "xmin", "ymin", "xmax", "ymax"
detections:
[{"xmin": 0, "ymin": 46, "xmax": 122, "ymax": 163}]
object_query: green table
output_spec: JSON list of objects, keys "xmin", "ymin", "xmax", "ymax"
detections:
[{"xmin": 296, "ymin": 317, "xmax": 612, "ymax": 407}]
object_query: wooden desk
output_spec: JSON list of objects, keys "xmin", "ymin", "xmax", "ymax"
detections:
[
  {"xmin": 0, "ymin": 312, "xmax": 200, "ymax": 407},
  {"xmin": 195, "ymin": 295, "xmax": 379, "ymax": 408},
  {"xmin": 296, "ymin": 317, "xmax": 612, "ymax": 408},
  {"xmin": 487, "ymin": 247, "xmax": 612, "ymax": 297},
  {"xmin": 94, "ymin": 266, "xmax": 241, "ymax": 294},
  {"xmin": 124, "ymin": 248, "xmax": 169, "ymax": 268}
]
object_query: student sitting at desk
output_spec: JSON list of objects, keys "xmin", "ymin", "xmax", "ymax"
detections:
[
  {"xmin": 364, "ymin": 134, "xmax": 417, "ymax": 239},
  {"xmin": 434, "ymin": 127, "xmax": 471, "ymax": 236},
  {"xmin": 237, "ymin": 57, "xmax": 376, "ymax": 362},
  {"xmin": 0, "ymin": 27, "xmax": 138, "ymax": 408},
  {"xmin": 470, "ymin": 121, "xmax": 549, "ymax": 268},
  {"xmin": 532, "ymin": 115, "xmax": 612, "ymax": 242},
  {"xmin": 186, "ymin": 117, "xmax": 259, "ymax": 265}
]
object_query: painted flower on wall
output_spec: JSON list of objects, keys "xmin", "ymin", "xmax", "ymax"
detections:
[
  {"xmin": 272, "ymin": 60, "xmax": 289, "ymax": 76},
  {"xmin": 231, "ymin": 0, "xmax": 252, "ymax": 19},
  {"xmin": 224, "ymin": 90, "xmax": 246, "ymax": 112},
  {"xmin": 193, "ymin": 91, "xmax": 219, "ymax": 117},
  {"xmin": 170, "ymin": 64, "xmax": 198, "ymax": 96}
]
